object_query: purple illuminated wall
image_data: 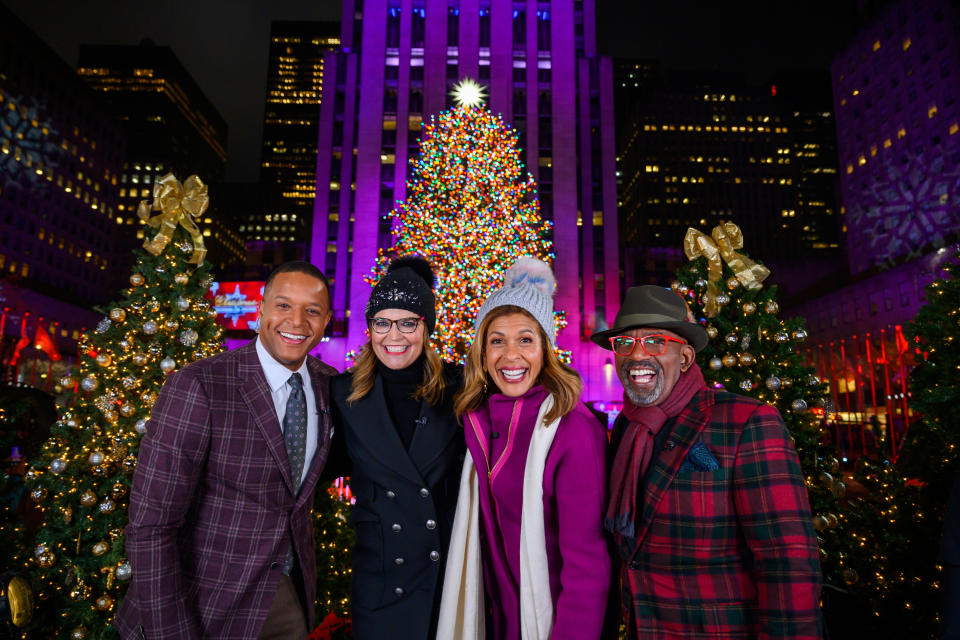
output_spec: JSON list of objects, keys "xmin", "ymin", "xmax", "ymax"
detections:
[
  {"xmin": 832, "ymin": 0, "xmax": 960, "ymax": 276},
  {"xmin": 310, "ymin": 0, "xmax": 621, "ymax": 401}
]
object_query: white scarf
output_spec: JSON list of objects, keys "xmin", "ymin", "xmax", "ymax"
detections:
[{"xmin": 437, "ymin": 394, "xmax": 561, "ymax": 640}]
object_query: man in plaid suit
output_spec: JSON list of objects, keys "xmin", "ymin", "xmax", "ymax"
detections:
[
  {"xmin": 592, "ymin": 286, "xmax": 822, "ymax": 639},
  {"xmin": 115, "ymin": 262, "xmax": 338, "ymax": 640}
]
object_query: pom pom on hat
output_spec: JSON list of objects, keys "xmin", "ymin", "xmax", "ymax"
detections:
[
  {"xmin": 387, "ymin": 255, "xmax": 436, "ymax": 290},
  {"xmin": 503, "ymin": 256, "xmax": 555, "ymax": 297}
]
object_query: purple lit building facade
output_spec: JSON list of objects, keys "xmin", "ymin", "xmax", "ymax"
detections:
[
  {"xmin": 309, "ymin": 0, "xmax": 621, "ymax": 401},
  {"xmin": 832, "ymin": 0, "xmax": 960, "ymax": 274},
  {"xmin": 787, "ymin": 0, "xmax": 960, "ymax": 434}
]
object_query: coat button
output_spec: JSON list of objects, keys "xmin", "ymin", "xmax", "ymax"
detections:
[
  {"xmin": 430, "ymin": 550, "xmax": 440, "ymax": 562},
  {"xmin": 394, "ymin": 587, "xmax": 404, "ymax": 596},
  {"xmin": 664, "ymin": 440, "xmax": 676, "ymax": 450},
  {"xmin": 426, "ymin": 519, "xmax": 436, "ymax": 530},
  {"xmin": 394, "ymin": 557, "xmax": 405, "ymax": 566},
  {"xmin": 419, "ymin": 487, "xmax": 430, "ymax": 498},
  {"xmin": 392, "ymin": 523, "xmax": 403, "ymax": 533},
  {"xmin": 386, "ymin": 490, "xmax": 396, "ymax": 499},
  {"xmin": 630, "ymin": 560, "xmax": 641, "ymax": 570},
  {"xmin": 270, "ymin": 561, "xmax": 281, "ymax": 570}
]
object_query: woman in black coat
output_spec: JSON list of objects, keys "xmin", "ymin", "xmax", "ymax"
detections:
[{"xmin": 328, "ymin": 256, "xmax": 465, "ymax": 640}]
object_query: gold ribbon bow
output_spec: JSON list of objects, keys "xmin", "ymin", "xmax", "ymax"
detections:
[
  {"xmin": 683, "ymin": 221, "xmax": 770, "ymax": 318},
  {"xmin": 137, "ymin": 173, "xmax": 208, "ymax": 265}
]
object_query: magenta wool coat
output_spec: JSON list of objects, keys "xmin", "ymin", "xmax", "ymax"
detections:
[
  {"xmin": 114, "ymin": 341, "xmax": 338, "ymax": 640},
  {"xmin": 464, "ymin": 392, "xmax": 611, "ymax": 639}
]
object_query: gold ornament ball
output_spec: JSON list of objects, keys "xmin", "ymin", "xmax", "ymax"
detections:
[
  {"xmin": 141, "ymin": 391, "xmax": 158, "ymax": 406},
  {"xmin": 164, "ymin": 319, "xmax": 179, "ymax": 332},
  {"xmin": 132, "ymin": 353, "xmax": 149, "ymax": 366},
  {"xmin": 70, "ymin": 628, "xmax": 89, "ymax": 640},
  {"xmin": 828, "ymin": 457, "xmax": 840, "ymax": 473},
  {"xmin": 95, "ymin": 595, "xmax": 115, "ymax": 611},
  {"xmin": 60, "ymin": 375, "xmax": 75, "ymax": 388},
  {"xmin": 104, "ymin": 409, "xmax": 119, "ymax": 424},
  {"xmin": 129, "ymin": 273, "xmax": 145, "ymax": 286},
  {"xmin": 95, "ymin": 352, "xmax": 112, "ymax": 367},
  {"xmin": 99, "ymin": 498, "xmax": 116, "ymax": 514},
  {"xmin": 69, "ymin": 583, "xmax": 91, "ymax": 601},
  {"xmin": 80, "ymin": 490, "xmax": 97, "ymax": 507},
  {"xmin": 111, "ymin": 483, "xmax": 128, "ymax": 499},
  {"xmin": 825, "ymin": 513, "xmax": 839, "ymax": 528},
  {"xmin": 36, "ymin": 551, "xmax": 56, "ymax": 568},
  {"xmin": 62, "ymin": 506, "xmax": 72, "ymax": 524},
  {"xmin": 782, "ymin": 377, "xmax": 793, "ymax": 388},
  {"xmin": 708, "ymin": 357, "xmax": 723, "ymax": 370},
  {"xmin": 812, "ymin": 515, "xmax": 829, "ymax": 531},
  {"xmin": 120, "ymin": 403, "xmax": 136, "ymax": 417},
  {"xmin": 842, "ymin": 568, "xmax": 859, "ymax": 585},
  {"xmin": 742, "ymin": 302, "xmax": 757, "ymax": 315},
  {"xmin": 722, "ymin": 354, "xmax": 737, "ymax": 367},
  {"xmin": 705, "ymin": 326, "xmax": 718, "ymax": 339},
  {"xmin": 122, "ymin": 455, "xmax": 138, "ymax": 474},
  {"xmin": 109, "ymin": 308, "xmax": 126, "ymax": 323},
  {"xmin": 30, "ymin": 487, "xmax": 48, "ymax": 503},
  {"xmin": 726, "ymin": 277, "xmax": 741, "ymax": 290},
  {"xmin": 92, "ymin": 541, "xmax": 110, "ymax": 556},
  {"xmin": 765, "ymin": 300, "xmax": 779, "ymax": 314},
  {"xmin": 174, "ymin": 272, "xmax": 190, "ymax": 285},
  {"xmin": 738, "ymin": 352, "xmax": 755, "ymax": 366},
  {"xmin": 818, "ymin": 471, "xmax": 834, "ymax": 487},
  {"xmin": 91, "ymin": 464, "xmax": 110, "ymax": 479},
  {"xmin": 88, "ymin": 450, "xmax": 105, "ymax": 466}
]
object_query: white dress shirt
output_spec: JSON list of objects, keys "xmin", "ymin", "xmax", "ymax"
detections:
[{"xmin": 255, "ymin": 337, "xmax": 318, "ymax": 488}]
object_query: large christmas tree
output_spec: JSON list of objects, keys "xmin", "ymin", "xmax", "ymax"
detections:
[
  {"xmin": 367, "ymin": 79, "xmax": 563, "ymax": 362},
  {"xmin": 19, "ymin": 175, "xmax": 223, "ymax": 640},
  {"xmin": 674, "ymin": 222, "xmax": 875, "ymax": 611}
]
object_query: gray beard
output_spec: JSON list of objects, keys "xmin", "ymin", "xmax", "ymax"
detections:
[{"xmin": 618, "ymin": 359, "xmax": 664, "ymax": 406}]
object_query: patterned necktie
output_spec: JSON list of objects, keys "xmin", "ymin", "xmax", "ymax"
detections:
[
  {"xmin": 284, "ymin": 372, "xmax": 308, "ymax": 491},
  {"xmin": 282, "ymin": 372, "xmax": 307, "ymax": 576}
]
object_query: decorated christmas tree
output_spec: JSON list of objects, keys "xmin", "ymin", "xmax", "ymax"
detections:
[
  {"xmin": 674, "ymin": 222, "xmax": 874, "ymax": 604},
  {"xmin": 19, "ymin": 175, "xmax": 223, "ymax": 640},
  {"xmin": 849, "ymin": 245, "xmax": 960, "ymax": 635},
  {"xmin": 367, "ymin": 79, "xmax": 564, "ymax": 363},
  {"xmin": 311, "ymin": 482, "xmax": 354, "ymax": 639}
]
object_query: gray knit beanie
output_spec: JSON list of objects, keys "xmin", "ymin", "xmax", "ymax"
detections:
[{"xmin": 475, "ymin": 257, "xmax": 557, "ymax": 345}]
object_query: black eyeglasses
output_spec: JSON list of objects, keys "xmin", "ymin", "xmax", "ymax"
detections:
[
  {"xmin": 370, "ymin": 317, "xmax": 422, "ymax": 334},
  {"xmin": 609, "ymin": 334, "xmax": 686, "ymax": 357}
]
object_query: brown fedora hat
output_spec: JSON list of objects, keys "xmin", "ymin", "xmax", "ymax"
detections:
[{"xmin": 590, "ymin": 285, "xmax": 709, "ymax": 352}]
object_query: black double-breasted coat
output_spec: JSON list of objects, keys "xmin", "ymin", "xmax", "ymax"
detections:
[{"xmin": 328, "ymin": 363, "xmax": 465, "ymax": 640}]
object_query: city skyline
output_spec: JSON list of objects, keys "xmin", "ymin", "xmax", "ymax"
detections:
[{"xmin": 5, "ymin": 0, "xmax": 859, "ymax": 182}]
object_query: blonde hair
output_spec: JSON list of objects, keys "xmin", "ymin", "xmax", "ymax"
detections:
[
  {"xmin": 347, "ymin": 326, "xmax": 447, "ymax": 406},
  {"xmin": 453, "ymin": 305, "xmax": 582, "ymax": 424}
]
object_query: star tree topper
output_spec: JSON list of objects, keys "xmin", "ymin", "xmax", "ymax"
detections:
[{"xmin": 450, "ymin": 78, "xmax": 488, "ymax": 108}]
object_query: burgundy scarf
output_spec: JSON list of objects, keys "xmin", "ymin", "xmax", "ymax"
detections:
[{"xmin": 604, "ymin": 364, "xmax": 706, "ymax": 539}]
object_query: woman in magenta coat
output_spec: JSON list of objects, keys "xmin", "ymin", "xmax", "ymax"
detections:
[{"xmin": 437, "ymin": 258, "xmax": 610, "ymax": 640}]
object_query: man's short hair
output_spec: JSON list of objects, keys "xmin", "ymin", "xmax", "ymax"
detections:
[{"xmin": 263, "ymin": 261, "xmax": 331, "ymax": 306}]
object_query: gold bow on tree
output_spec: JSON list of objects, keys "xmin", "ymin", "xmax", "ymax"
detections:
[
  {"xmin": 683, "ymin": 221, "xmax": 770, "ymax": 317},
  {"xmin": 137, "ymin": 173, "xmax": 208, "ymax": 264}
]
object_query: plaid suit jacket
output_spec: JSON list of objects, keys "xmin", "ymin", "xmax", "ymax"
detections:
[
  {"xmin": 613, "ymin": 388, "xmax": 822, "ymax": 639},
  {"xmin": 114, "ymin": 341, "xmax": 338, "ymax": 639}
]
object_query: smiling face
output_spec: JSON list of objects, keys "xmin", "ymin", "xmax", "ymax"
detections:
[
  {"xmin": 369, "ymin": 308, "xmax": 425, "ymax": 370},
  {"xmin": 615, "ymin": 327, "xmax": 695, "ymax": 406},
  {"xmin": 257, "ymin": 271, "xmax": 332, "ymax": 371},
  {"xmin": 483, "ymin": 312, "xmax": 544, "ymax": 397}
]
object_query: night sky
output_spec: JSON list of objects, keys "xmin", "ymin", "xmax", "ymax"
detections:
[{"xmin": 6, "ymin": 0, "xmax": 859, "ymax": 182}]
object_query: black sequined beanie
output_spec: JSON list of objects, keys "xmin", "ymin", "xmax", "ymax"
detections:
[{"xmin": 365, "ymin": 256, "xmax": 437, "ymax": 333}]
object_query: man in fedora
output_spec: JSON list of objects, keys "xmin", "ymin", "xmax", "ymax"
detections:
[{"xmin": 592, "ymin": 285, "xmax": 822, "ymax": 639}]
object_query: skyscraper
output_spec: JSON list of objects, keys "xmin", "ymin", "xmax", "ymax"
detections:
[
  {"xmin": 0, "ymin": 3, "xmax": 124, "ymax": 307},
  {"xmin": 76, "ymin": 41, "xmax": 243, "ymax": 273},
  {"xmin": 310, "ymin": 0, "xmax": 620, "ymax": 400},
  {"xmin": 831, "ymin": 0, "xmax": 960, "ymax": 275},
  {"xmin": 247, "ymin": 21, "xmax": 341, "ymax": 264}
]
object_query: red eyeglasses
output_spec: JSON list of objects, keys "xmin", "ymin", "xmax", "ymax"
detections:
[{"xmin": 608, "ymin": 334, "xmax": 686, "ymax": 357}]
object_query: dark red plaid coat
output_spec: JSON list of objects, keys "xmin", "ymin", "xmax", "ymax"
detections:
[
  {"xmin": 611, "ymin": 388, "xmax": 822, "ymax": 639},
  {"xmin": 114, "ymin": 341, "xmax": 337, "ymax": 639}
]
